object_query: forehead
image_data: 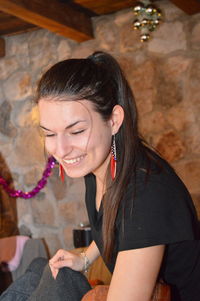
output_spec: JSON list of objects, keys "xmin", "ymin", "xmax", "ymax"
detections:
[{"xmin": 38, "ymin": 98, "xmax": 94, "ymax": 125}]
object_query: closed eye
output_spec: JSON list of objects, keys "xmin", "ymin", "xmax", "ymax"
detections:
[
  {"xmin": 71, "ymin": 129, "xmax": 85, "ymax": 135},
  {"xmin": 45, "ymin": 133, "xmax": 56, "ymax": 137}
]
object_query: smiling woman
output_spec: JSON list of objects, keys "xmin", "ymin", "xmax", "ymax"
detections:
[
  {"xmin": 38, "ymin": 99, "xmax": 116, "ymax": 179},
  {"xmin": 1, "ymin": 51, "xmax": 200, "ymax": 301}
]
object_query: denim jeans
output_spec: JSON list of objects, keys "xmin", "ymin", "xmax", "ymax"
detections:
[{"xmin": 0, "ymin": 258, "xmax": 91, "ymax": 301}]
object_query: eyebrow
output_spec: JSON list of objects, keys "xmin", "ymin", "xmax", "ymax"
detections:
[{"xmin": 39, "ymin": 120, "xmax": 87, "ymax": 132}]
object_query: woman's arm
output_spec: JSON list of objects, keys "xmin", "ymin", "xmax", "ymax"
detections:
[
  {"xmin": 84, "ymin": 240, "xmax": 101, "ymax": 265},
  {"xmin": 107, "ymin": 245, "xmax": 165, "ymax": 301},
  {"xmin": 49, "ymin": 240, "xmax": 100, "ymax": 278}
]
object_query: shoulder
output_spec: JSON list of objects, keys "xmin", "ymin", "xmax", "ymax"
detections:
[
  {"xmin": 117, "ymin": 151, "xmax": 199, "ymax": 250},
  {"xmin": 126, "ymin": 150, "xmax": 190, "ymax": 210}
]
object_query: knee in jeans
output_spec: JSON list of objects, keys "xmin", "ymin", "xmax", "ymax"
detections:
[{"xmin": 26, "ymin": 258, "xmax": 48, "ymax": 275}]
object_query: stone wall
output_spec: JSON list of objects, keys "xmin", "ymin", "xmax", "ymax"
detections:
[{"xmin": 0, "ymin": 0, "xmax": 200, "ymax": 255}]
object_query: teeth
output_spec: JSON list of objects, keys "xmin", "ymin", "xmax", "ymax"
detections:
[{"xmin": 63, "ymin": 156, "xmax": 84, "ymax": 164}]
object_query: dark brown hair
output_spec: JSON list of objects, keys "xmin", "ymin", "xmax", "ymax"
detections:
[{"xmin": 36, "ymin": 52, "xmax": 147, "ymax": 262}]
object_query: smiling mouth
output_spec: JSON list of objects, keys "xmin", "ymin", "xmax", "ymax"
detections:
[{"xmin": 63, "ymin": 155, "xmax": 86, "ymax": 165}]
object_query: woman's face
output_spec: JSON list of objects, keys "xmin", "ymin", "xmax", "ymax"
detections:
[{"xmin": 38, "ymin": 98, "xmax": 113, "ymax": 179}]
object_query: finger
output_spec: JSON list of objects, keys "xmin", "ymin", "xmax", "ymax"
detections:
[
  {"xmin": 49, "ymin": 254, "xmax": 62, "ymax": 265},
  {"xmin": 49, "ymin": 263, "xmax": 59, "ymax": 279},
  {"xmin": 53, "ymin": 258, "xmax": 73, "ymax": 269},
  {"xmin": 50, "ymin": 250, "xmax": 71, "ymax": 265},
  {"xmin": 52, "ymin": 268, "xmax": 58, "ymax": 279}
]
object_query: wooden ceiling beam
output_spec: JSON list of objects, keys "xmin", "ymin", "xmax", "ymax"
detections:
[
  {"xmin": 0, "ymin": 37, "xmax": 5, "ymax": 57},
  {"xmin": 72, "ymin": 0, "xmax": 200, "ymax": 15},
  {"xmin": 0, "ymin": 0, "xmax": 94, "ymax": 42},
  {"xmin": 73, "ymin": 0, "xmax": 135, "ymax": 15},
  {"xmin": 169, "ymin": 0, "xmax": 200, "ymax": 15},
  {"xmin": 0, "ymin": 12, "xmax": 38, "ymax": 36}
]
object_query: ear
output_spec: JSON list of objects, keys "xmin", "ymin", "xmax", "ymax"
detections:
[{"xmin": 110, "ymin": 105, "xmax": 124, "ymax": 135}]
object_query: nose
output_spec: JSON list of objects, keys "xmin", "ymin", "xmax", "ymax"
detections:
[{"xmin": 55, "ymin": 135, "xmax": 73, "ymax": 159}]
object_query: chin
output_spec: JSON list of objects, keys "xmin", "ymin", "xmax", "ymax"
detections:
[{"xmin": 64, "ymin": 168, "xmax": 91, "ymax": 179}]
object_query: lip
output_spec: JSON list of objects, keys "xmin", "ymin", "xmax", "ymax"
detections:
[{"xmin": 62, "ymin": 154, "xmax": 86, "ymax": 166}]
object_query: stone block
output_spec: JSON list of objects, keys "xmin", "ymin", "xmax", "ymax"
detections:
[
  {"xmin": 163, "ymin": 56, "xmax": 191, "ymax": 78},
  {"xmin": 184, "ymin": 123, "xmax": 200, "ymax": 155},
  {"xmin": 158, "ymin": 0, "xmax": 185, "ymax": 21},
  {"xmin": 3, "ymin": 71, "xmax": 32, "ymax": 102},
  {"xmin": 166, "ymin": 105, "xmax": 195, "ymax": 131},
  {"xmin": 128, "ymin": 60, "xmax": 157, "ymax": 111},
  {"xmin": 105, "ymin": 54, "xmax": 156, "ymax": 114},
  {"xmin": 114, "ymin": 9, "xmax": 134, "ymax": 27},
  {"xmin": 67, "ymin": 177, "xmax": 85, "ymax": 201},
  {"xmin": 58, "ymin": 200, "xmax": 88, "ymax": 226},
  {"xmin": 187, "ymin": 59, "xmax": 200, "ymax": 104},
  {"xmin": 5, "ymin": 33, "xmax": 29, "ymax": 57},
  {"xmin": 23, "ymin": 167, "xmax": 44, "ymax": 187},
  {"xmin": 42, "ymin": 233, "xmax": 62, "ymax": 256},
  {"xmin": 0, "ymin": 86, "xmax": 4, "ymax": 105},
  {"xmin": 31, "ymin": 197, "xmax": 55, "ymax": 226},
  {"xmin": 119, "ymin": 23, "xmax": 143, "ymax": 53},
  {"xmin": 139, "ymin": 111, "xmax": 168, "ymax": 136},
  {"xmin": 136, "ymin": 93, "xmax": 154, "ymax": 115},
  {"xmin": 49, "ymin": 167, "xmax": 68, "ymax": 201},
  {"xmin": 191, "ymin": 21, "xmax": 200, "ymax": 50},
  {"xmin": 57, "ymin": 39, "xmax": 73, "ymax": 61},
  {"xmin": 17, "ymin": 198, "xmax": 30, "ymax": 221},
  {"xmin": 191, "ymin": 193, "xmax": 200, "ymax": 219},
  {"xmin": 10, "ymin": 127, "xmax": 45, "ymax": 167},
  {"xmin": 117, "ymin": 54, "xmax": 143, "ymax": 81},
  {"xmin": 131, "ymin": 60, "xmax": 156, "ymax": 91},
  {"xmin": 58, "ymin": 201, "xmax": 78, "ymax": 225},
  {"xmin": 28, "ymin": 30, "xmax": 58, "ymax": 71},
  {"xmin": 174, "ymin": 161, "xmax": 200, "ymax": 194},
  {"xmin": 0, "ymin": 101, "xmax": 17, "ymax": 137},
  {"xmin": 154, "ymin": 130, "xmax": 186, "ymax": 162},
  {"xmin": 72, "ymin": 40, "xmax": 98, "ymax": 59},
  {"xmin": 155, "ymin": 55, "xmax": 192, "ymax": 108},
  {"xmin": 94, "ymin": 16, "xmax": 118, "ymax": 52},
  {"xmin": 0, "ymin": 141, "xmax": 12, "ymax": 160},
  {"xmin": 12, "ymin": 101, "xmax": 39, "ymax": 128},
  {"xmin": 18, "ymin": 212, "xmax": 33, "ymax": 229},
  {"xmin": 148, "ymin": 22, "xmax": 186, "ymax": 54},
  {"xmin": 63, "ymin": 225, "xmax": 74, "ymax": 250},
  {"xmin": 0, "ymin": 57, "xmax": 19, "ymax": 81}
]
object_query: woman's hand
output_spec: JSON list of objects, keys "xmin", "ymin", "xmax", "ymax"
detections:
[{"xmin": 49, "ymin": 249, "xmax": 85, "ymax": 279}]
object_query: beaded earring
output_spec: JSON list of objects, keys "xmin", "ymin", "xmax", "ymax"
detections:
[{"xmin": 110, "ymin": 135, "xmax": 117, "ymax": 180}]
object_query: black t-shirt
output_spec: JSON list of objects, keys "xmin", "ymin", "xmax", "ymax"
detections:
[{"xmin": 84, "ymin": 153, "xmax": 200, "ymax": 301}]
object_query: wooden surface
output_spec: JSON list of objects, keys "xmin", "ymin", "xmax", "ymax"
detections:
[
  {"xmin": 170, "ymin": 0, "xmax": 200, "ymax": 15},
  {"xmin": 0, "ymin": 38, "xmax": 5, "ymax": 57},
  {"xmin": 0, "ymin": 11, "xmax": 38, "ymax": 36},
  {"xmin": 0, "ymin": 0, "xmax": 199, "ymax": 40},
  {"xmin": 0, "ymin": 0, "xmax": 93, "ymax": 42},
  {"xmin": 73, "ymin": 0, "xmax": 135, "ymax": 15},
  {"xmin": 0, "ymin": 0, "xmax": 199, "ymax": 55}
]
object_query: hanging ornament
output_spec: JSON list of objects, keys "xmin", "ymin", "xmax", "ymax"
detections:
[
  {"xmin": 0, "ymin": 156, "xmax": 56, "ymax": 199},
  {"xmin": 132, "ymin": 0, "xmax": 162, "ymax": 42},
  {"xmin": 133, "ymin": 2, "xmax": 145, "ymax": 15}
]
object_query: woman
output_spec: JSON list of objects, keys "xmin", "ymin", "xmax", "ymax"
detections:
[{"xmin": 1, "ymin": 51, "xmax": 200, "ymax": 301}]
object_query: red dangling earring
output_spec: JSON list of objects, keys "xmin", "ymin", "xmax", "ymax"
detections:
[
  {"xmin": 59, "ymin": 164, "xmax": 65, "ymax": 182},
  {"xmin": 110, "ymin": 135, "xmax": 117, "ymax": 180}
]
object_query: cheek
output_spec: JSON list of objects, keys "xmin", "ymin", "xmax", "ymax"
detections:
[
  {"xmin": 73, "ymin": 135, "xmax": 90, "ymax": 149},
  {"xmin": 89, "ymin": 130, "xmax": 112, "ymax": 156},
  {"xmin": 45, "ymin": 138, "xmax": 56, "ymax": 154}
]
